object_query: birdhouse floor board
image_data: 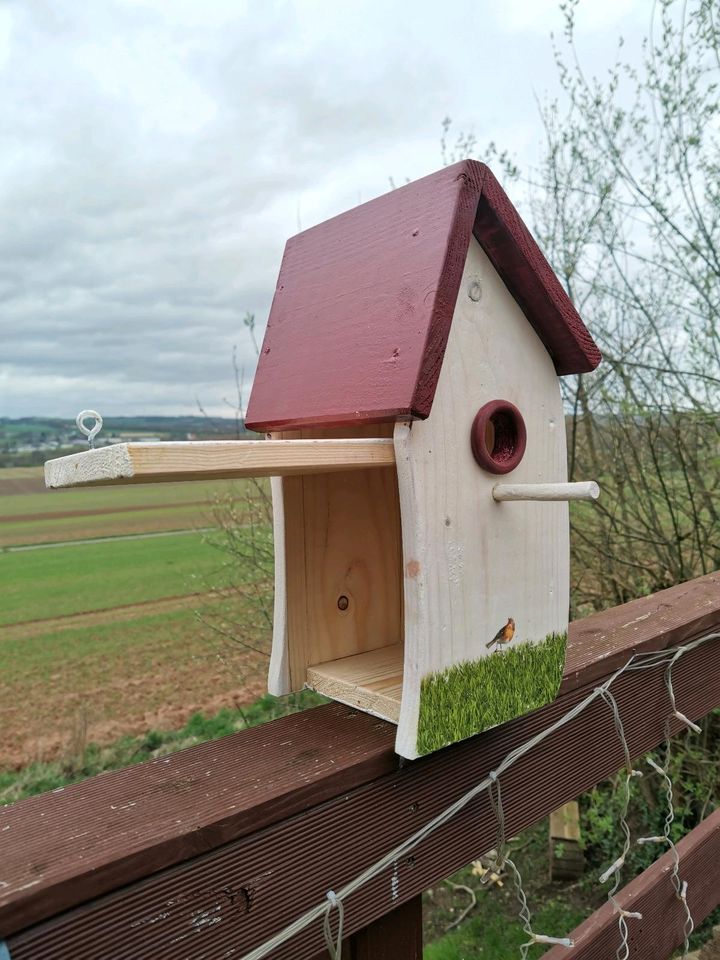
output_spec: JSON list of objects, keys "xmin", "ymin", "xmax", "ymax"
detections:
[
  {"xmin": 44, "ymin": 439, "xmax": 396, "ymax": 488},
  {"xmin": 306, "ymin": 644, "xmax": 404, "ymax": 724}
]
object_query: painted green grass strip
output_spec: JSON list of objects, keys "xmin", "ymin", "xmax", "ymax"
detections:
[{"xmin": 416, "ymin": 633, "xmax": 567, "ymax": 756}]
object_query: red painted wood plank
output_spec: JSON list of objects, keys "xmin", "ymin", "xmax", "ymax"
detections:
[
  {"xmin": 543, "ymin": 808, "xmax": 720, "ymax": 960},
  {"xmin": 245, "ymin": 160, "xmax": 600, "ymax": 432}
]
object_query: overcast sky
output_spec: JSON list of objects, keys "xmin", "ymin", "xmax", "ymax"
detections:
[{"xmin": 0, "ymin": 0, "xmax": 651, "ymax": 421}]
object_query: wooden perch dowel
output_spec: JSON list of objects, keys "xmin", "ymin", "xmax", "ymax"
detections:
[
  {"xmin": 492, "ymin": 481, "xmax": 600, "ymax": 502},
  {"xmin": 44, "ymin": 439, "xmax": 397, "ymax": 489}
]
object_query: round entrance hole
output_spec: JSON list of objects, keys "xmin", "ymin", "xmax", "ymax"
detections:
[{"xmin": 470, "ymin": 400, "xmax": 527, "ymax": 475}]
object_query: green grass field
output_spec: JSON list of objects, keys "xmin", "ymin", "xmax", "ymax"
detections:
[
  {"xmin": 0, "ymin": 529, "xmax": 256, "ymax": 625},
  {"xmin": 0, "ymin": 504, "xmax": 218, "ymax": 547},
  {"xmin": 0, "ymin": 466, "xmax": 264, "ymax": 546},
  {"xmin": 0, "ymin": 599, "xmax": 274, "ymax": 766},
  {"xmin": 0, "ymin": 472, "xmax": 245, "ymax": 516},
  {"xmin": 0, "ymin": 461, "xmax": 273, "ymax": 769}
]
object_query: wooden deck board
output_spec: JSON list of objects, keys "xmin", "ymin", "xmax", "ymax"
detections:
[{"xmin": 3, "ymin": 572, "xmax": 720, "ymax": 954}]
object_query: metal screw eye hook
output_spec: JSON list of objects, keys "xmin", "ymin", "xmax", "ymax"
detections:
[{"xmin": 76, "ymin": 410, "xmax": 103, "ymax": 449}]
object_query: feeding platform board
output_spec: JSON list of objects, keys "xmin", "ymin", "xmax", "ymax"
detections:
[
  {"xmin": 45, "ymin": 160, "xmax": 601, "ymax": 759},
  {"xmin": 44, "ymin": 438, "xmax": 396, "ymax": 487}
]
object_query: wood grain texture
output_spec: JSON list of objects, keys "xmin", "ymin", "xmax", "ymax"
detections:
[
  {"xmin": 0, "ymin": 704, "xmax": 399, "ymax": 938},
  {"xmin": 4, "ymin": 572, "xmax": 720, "ymax": 949},
  {"xmin": 549, "ymin": 801, "xmax": 584, "ymax": 881},
  {"xmin": 543, "ymin": 808, "xmax": 720, "ymax": 959},
  {"xmin": 267, "ymin": 473, "xmax": 291, "ymax": 695},
  {"xmin": 349, "ymin": 896, "xmax": 423, "ymax": 960},
  {"xmin": 245, "ymin": 161, "xmax": 600, "ymax": 433},
  {"xmin": 549, "ymin": 801, "xmax": 581, "ymax": 842},
  {"xmin": 270, "ymin": 425, "xmax": 403, "ymax": 695},
  {"xmin": 559, "ymin": 570, "xmax": 720, "ymax": 694},
  {"xmin": 5, "ymin": 602, "xmax": 720, "ymax": 958},
  {"xmin": 44, "ymin": 439, "xmax": 396, "ymax": 488},
  {"xmin": 306, "ymin": 645, "xmax": 404, "ymax": 723},
  {"xmin": 394, "ymin": 236, "xmax": 570, "ymax": 758},
  {"xmin": 492, "ymin": 481, "xmax": 599, "ymax": 502}
]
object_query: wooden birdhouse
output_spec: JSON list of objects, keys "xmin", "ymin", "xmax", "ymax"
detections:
[{"xmin": 46, "ymin": 160, "xmax": 601, "ymax": 759}]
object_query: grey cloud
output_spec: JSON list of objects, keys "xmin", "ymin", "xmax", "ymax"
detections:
[{"xmin": 0, "ymin": 0, "xmax": 649, "ymax": 418}]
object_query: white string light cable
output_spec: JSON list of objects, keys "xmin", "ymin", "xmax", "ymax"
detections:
[
  {"xmin": 239, "ymin": 631, "xmax": 720, "ymax": 960},
  {"xmin": 322, "ymin": 891, "xmax": 344, "ymax": 959},
  {"xmin": 664, "ymin": 648, "xmax": 699, "ymax": 952},
  {"xmin": 638, "ymin": 757, "xmax": 694, "ymax": 956},
  {"xmin": 596, "ymin": 687, "xmax": 644, "ymax": 960},
  {"xmin": 488, "ymin": 773, "xmax": 573, "ymax": 956},
  {"xmin": 666, "ymin": 646, "xmax": 703, "ymax": 735},
  {"xmin": 634, "ymin": 648, "xmax": 702, "ymax": 959}
]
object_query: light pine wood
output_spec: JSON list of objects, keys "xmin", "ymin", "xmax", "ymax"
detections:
[
  {"xmin": 549, "ymin": 801, "xmax": 581, "ymax": 842},
  {"xmin": 394, "ymin": 236, "xmax": 571, "ymax": 759},
  {"xmin": 306, "ymin": 644, "xmax": 404, "ymax": 723},
  {"xmin": 280, "ymin": 469, "xmax": 310, "ymax": 694},
  {"xmin": 44, "ymin": 439, "xmax": 396, "ymax": 489},
  {"xmin": 549, "ymin": 801, "xmax": 584, "ymax": 880},
  {"xmin": 267, "ymin": 475, "xmax": 291, "ymax": 696},
  {"xmin": 493, "ymin": 481, "xmax": 600, "ymax": 502},
  {"xmin": 268, "ymin": 424, "xmax": 404, "ymax": 695}
]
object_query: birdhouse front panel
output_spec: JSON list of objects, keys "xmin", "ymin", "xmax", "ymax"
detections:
[{"xmin": 394, "ymin": 235, "xmax": 569, "ymax": 758}]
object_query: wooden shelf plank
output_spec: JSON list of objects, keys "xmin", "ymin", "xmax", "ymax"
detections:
[
  {"xmin": 44, "ymin": 439, "xmax": 396, "ymax": 489},
  {"xmin": 306, "ymin": 644, "xmax": 403, "ymax": 724}
]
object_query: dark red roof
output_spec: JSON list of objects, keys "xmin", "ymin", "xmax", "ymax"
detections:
[{"xmin": 245, "ymin": 160, "xmax": 601, "ymax": 432}]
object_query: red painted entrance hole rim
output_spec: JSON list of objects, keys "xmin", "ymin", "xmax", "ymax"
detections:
[{"xmin": 470, "ymin": 400, "xmax": 527, "ymax": 475}]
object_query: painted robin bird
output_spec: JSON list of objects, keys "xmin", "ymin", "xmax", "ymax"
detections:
[{"xmin": 486, "ymin": 617, "xmax": 515, "ymax": 650}]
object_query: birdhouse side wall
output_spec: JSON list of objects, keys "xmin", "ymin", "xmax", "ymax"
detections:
[
  {"xmin": 268, "ymin": 475, "xmax": 291, "ymax": 695},
  {"xmin": 268, "ymin": 424, "xmax": 404, "ymax": 698},
  {"xmin": 395, "ymin": 236, "xmax": 569, "ymax": 759}
]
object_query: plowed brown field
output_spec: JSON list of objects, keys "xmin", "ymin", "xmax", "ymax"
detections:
[{"xmin": 2, "ymin": 465, "xmax": 268, "ymax": 770}]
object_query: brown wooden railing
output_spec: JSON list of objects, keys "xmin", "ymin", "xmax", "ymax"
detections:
[{"xmin": 2, "ymin": 571, "xmax": 720, "ymax": 959}]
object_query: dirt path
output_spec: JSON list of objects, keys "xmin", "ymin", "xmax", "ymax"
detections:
[
  {"xmin": 2, "ymin": 589, "xmax": 232, "ymax": 641},
  {"xmin": 5, "ymin": 526, "xmax": 214, "ymax": 552},
  {"xmin": 0, "ymin": 499, "xmax": 211, "ymax": 524}
]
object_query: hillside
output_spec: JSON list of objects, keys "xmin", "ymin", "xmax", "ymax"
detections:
[{"xmin": 0, "ymin": 415, "xmax": 248, "ymax": 467}]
